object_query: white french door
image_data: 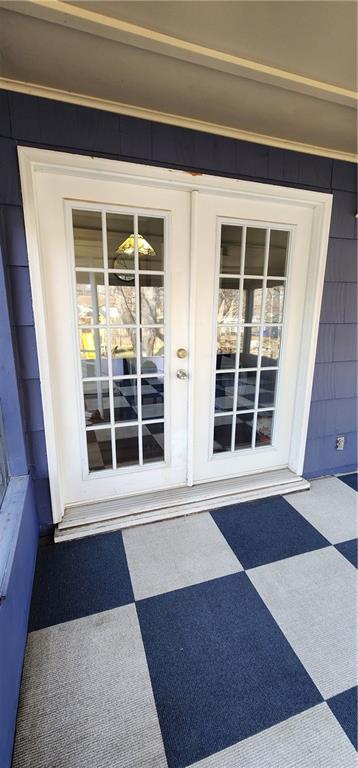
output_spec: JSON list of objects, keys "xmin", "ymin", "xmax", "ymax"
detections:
[
  {"xmin": 19, "ymin": 149, "xmax": 331, "ymax": 524},
  {"xmin": 33, "ymin": 169, "xmax": 191, "ymax": 509},
  {"xmin": 192, "ymin": 192, "xmax": 314, "ymax": 482}
]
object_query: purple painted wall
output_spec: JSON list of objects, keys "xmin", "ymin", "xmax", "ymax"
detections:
[{"xmin": 0, "ymin": 89, "xmax": 356, "ymax": 529}]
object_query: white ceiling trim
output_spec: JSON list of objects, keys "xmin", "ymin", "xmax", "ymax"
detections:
[
  {"xmin": 2, "ymin": 0, "xmax": 357, "ymax": 108},
  {"xmin": 2, "ymin": 77, "xmax": 357, "ymax": 163}
]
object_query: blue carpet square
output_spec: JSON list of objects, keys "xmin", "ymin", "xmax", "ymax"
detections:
[
  {"xmin": 338, "ymin": 473, "xmax": 358, "ymax": 491},
  {"xmin": 211, "ymin": 496, "xmax": 330, "ymax": 569},
  {"xmin": 137, "ymin": 572, "xmax": 321, "ymax": 768},
  {"xmin": 328, "ymin": 686, "xmax": 357, "ymax": 749},
  {"xmin": 335, "ymin": 539, "xmax": 358, "ymax": 569},
  {"xmin": 29, "ymin": 532, "xmax": 133, "ymax": 630}
]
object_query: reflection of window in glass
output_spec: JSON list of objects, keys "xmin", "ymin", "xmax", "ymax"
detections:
[
  {"xmin": 242, "ymin": 280, "xmax": 263, "ymax": 323},
  {"xmin": 220, "ymin": 225, "xmax": 242, "ymax": 275},
  {"xmin": 73, "ymin": 210, "xmax": 103, "ymax": 268},
  {"xmin": 138, "ymin": 217, "xmax": 164, "ymax": 271},
  {"xmin": 87, "ymin": 428, "xmax": 112, "ymax": 471},
  {"xmin": 83, "ymin": 381, "xmax": 110, "ymax": 425},
  {"xmin": 213, "ymin": 223, "xmax": 290, "ymax": 456},
  {"xmin": 256, "ymin": 411, "xmax": 274, "ymax": 446},
  {"xmin": 111, "ymin": 328, "xmax": 137, "ymax": 376},
  {"xmin": 217, "ymin": 326, "xmax": 237, "ymax": 370},
  {"xmin": 261, "ymin": 327, "xmax": 281, "ymax": 365},
  {"xmin": 79, "ymin": 328, "xmax": 108, "ymax": 377},
  {"xmin": 141, "ymin": 328, "xmax": 165, "ymax": 374},
  {"xmin": 245, "ymin": 228, "xmax": 266, "ymax": 275},
  {"xmin": 213, "ymin": 415, "xmax": 233, "ymax": 453},
  {"xmin": 235, "ymin": 412, "xmax": 253, "ymax": 449},
  {"xmin": 143, "ymin": 422, "xmax": 165, "ymax": 462},
  {"xmin": 74, "ymin": 209, "xmax": 166, "ymax": 472},
  {"xmin": 107, "ymin": 214, "xmax": 134, "ymax": 271},
  {"xmin": 268, "ymin": 231, "xmax": 288, "ymax": 276},
  {"xmin": 76, "ymin": 272, "xmax": 105, "ymax": 325},
  {"xmin": 265, "ymin": 282, "xmax": 285, "ymax": 323}
]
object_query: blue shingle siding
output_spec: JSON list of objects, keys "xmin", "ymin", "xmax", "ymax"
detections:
[{"xmin": 0, "ymin": 89, "xmax": 356, "ymax": 526}]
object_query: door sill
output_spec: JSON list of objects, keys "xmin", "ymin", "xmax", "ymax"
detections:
[{"xmin": 55, "ymin": 468, "xmax": 309, "ymax": 542}]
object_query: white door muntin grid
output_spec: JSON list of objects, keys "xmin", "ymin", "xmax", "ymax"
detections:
[
  {"xmin": 211, "ymin": 218, "xmax": 292, "ymax": 458},
  {"xmin": 67, "ymin": 201, "xmax": 170, "ymax": 478}
]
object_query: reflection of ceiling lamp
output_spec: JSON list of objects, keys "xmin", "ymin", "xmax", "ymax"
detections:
[{"xmin": 114, "ymin": 233, "xmax": 155, "ymax": 281}]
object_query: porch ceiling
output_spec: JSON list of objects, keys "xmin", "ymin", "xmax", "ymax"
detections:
[{"xmin": 0, "ymin": 1, "xmax": 357, "ymax": 160}]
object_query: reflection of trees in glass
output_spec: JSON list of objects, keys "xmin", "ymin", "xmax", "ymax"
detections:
[
  {"xmin": 265, "ymin": 286, "xmax": 284, "ymax": 323},
  {"xmin": 143, "ymin": 328, "xmax": 164, "ymax": 357},
  {"xmin": 141, "ymin": 286, "xmax": 164, "ymax": 325},
  {"xmin": 218, "ymin": 289, "xmax": 239, "ymax": 323},
  {"xmin": 217, "ymin": 327, "xmax": 237, "ymax": 353}
]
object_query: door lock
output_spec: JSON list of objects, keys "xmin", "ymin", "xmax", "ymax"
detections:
[
  {"xmin": 176, "ymin": 369, "xmax": 188, "ymax": 380},
  {"xmin": 176, "ymin": 348, "xmax": 188, "ymax": 359}
]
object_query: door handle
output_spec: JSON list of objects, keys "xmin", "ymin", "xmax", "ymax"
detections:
[{"xmin": 176, "ymin": 369, "xmax": 188, "ymax": 380}]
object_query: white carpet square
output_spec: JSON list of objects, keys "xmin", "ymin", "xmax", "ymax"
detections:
[
  {"xmin": 187, "ymin": 703, "xmax": 357, "ymax": 767},
  {"xmin": 123, "ymin": 513, "xmax": 243, "ymax": 600},
  {"xmin": 285, "ymin": 477, "xmax": 357, "ymax": 544},
  {"xmin": 248, "ymin": 547, "xmax": 357, "ymax": 699},
  {"xmin": 12, "ymin": 605, "xmax": 167, "ymax": 768}
]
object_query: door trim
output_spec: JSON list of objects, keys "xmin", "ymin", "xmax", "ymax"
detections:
[{"xmin": 18, "ymin": 146, "xmax": 332, "ymax": 524}]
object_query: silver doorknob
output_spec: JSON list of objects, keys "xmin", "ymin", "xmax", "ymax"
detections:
[{"xmin": 176, "ymin": 369, "xmax": 188, "ymax": 380}]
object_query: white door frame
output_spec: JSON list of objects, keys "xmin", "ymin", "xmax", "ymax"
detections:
[{"xmin": 18, "ymin": 147, "xmax": 332, "ymax": 524}]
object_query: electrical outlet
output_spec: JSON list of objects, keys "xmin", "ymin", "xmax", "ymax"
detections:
[{"xmin": 336, "ymin": 436, "xmax": 345, "ymax": 451}]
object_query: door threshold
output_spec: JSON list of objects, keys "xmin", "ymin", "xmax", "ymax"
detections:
[{"xmin": 55, "ymin": 468, "xmax": 309, "ymax": 542}]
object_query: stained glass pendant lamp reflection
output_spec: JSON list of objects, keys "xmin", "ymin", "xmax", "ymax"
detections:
[{"xmin": 114, "ymin": 233, "xmax": 155, "ymax": 278}]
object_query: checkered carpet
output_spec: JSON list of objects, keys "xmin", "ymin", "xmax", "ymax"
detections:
[{"xmin": 13, "ymin": 474, "xmax": 357, "ymax": 768}]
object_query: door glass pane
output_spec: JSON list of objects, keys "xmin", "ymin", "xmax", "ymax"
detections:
[
  {"xmin": 213, "ymin": 415, "xmax": 233, "ymax": 453},
  {"xmin": 107, "ymin": 213, "xmax": 135, "ymax": 271},
  {"xmin": 113, "ymin": 379, "xmax": 138, "ymax": 422},
  {"xmin": 111, "ymin": 328, "xmax": 137, "ymax": 376},
  {"xmin": 142, "ymin": 422, "xmax": 164, "ymax": 463},
  {"xmin": 140, "ymin": 275, "xmax": 164, "ymax": 324},
  {"xmin": 217, "ymin": 326, "xmax": 237, "ymax": 370},
  {"xmin": 213, "ymin": 221, "xmax": 289, "ymax": 456},
  {"xmin": 242, "ymin": 279, "xmax": 263, "ymax": 323},
  {"xmin": 261, "ymin": 327, "xmax": 281, "ymax": 365},
  {"xmin": 256, "ymin": 411, "xmax": 274, "ymax": 446},
  {"xmin": 73, "ymin": 210, "xmax": 103, "ymax": 268},
  {"xmin": 220, "ymin": 225, "xmax": 242, "ymax": 274},
  {"xmin": 265, "ymin": 281, "xmax": 285, "ymax": 323},
  {"xmin": 115, "ymin": 425, "xmax": 139, "ymax": 467},
  {"xmin": 142, "ymin": 377, "xmax": 164, "ymax": 420},
  {"xmin": 84, "ymin": 381, "xmax": 110, "ymax": 425},
  {"xmin": 73, "ymin": 207, "xmax": 167, "ymax": 473},
  {"xmin": 235, "ymin": 412, "xmax": 253, "ymax": 449},
  {"xmin": 80, "ymin": 328, "xmax": 108, "ymax": 377},
  {"xmin": 138, "ymin": 217, "xmax": 164, "ymax": 271},
  {"xmin": 237, "ymin": 371, "xmax": 257, "ymax": 411},
  {"xmin": 239, "ymin": 326, "xmax": 260, "ymax": 368},
  {"xmin": 244, "ymin": 228, "xmax": 266, "ymax": 275},
  {"xmin": 108, "ymin": 274, "xmax": 136, "ymax": 324},
  {"xmin": 215, "ymin": 372, "xmax": 235, "ymax": 413},
  {"xmin": 218, "ymin": 278, "xmax": 240, "ymax": 323},
  {"xmin": 258, "ymin": 370, "xmax": 277, "ymax": 408},
  {"xmin": 86, "ymin": 428, "xmax": 112, "ymax": 471},
  {"xmin": 141, "ymin": 328, "xmax": 164, "ymax": 374},
  {"xmin": 76, "ymin": 272, "xmax": 105, "ymax": 325},
  {"xmin": 268, "ymin": 230, "xmax": 288, "ymax": 276}
]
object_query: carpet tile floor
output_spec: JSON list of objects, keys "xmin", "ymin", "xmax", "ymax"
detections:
[{"xmin": 13, "ymin": 473, "xmax": 358, "ymax": 768}]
